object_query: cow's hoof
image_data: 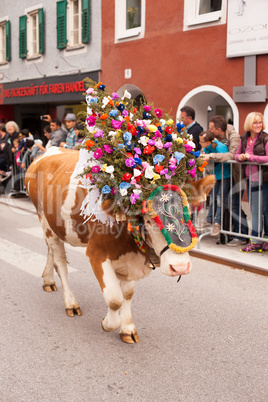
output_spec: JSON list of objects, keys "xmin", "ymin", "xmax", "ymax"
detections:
[
  {"xmin": 43, "ymin": 284, "xmax": 57, "ymax": 292},
  {"xmin": 65, "ymin": 307, "xmax": 82, "ymax": 317},
  {"xmin": 120, "ymin": 332, "xmax": 139, "ymax": 344}
]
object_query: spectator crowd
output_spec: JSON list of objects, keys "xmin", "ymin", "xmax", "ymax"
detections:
[{"xmin": 0, "ymin": 107, "xmax": 267, "ymax": 254}]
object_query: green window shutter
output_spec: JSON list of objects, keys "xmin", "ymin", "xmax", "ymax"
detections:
[
  {"xmin": 82, "ymin": 0, "xmax": 90, "ymax": 44},
  {"xmin": 5, "ymin": 20, "xmax": 11, "ymax": 61},
  {"xmin": 57, "ymin": 0, "xmax": 67, "ymax": 49},
  {"xmin": 19, "ymin": 15, "xmax": 27, "ymax": 59},
  {"xmin": 38, "ymin": 8, "xmax": 44, "ymax": 54}
]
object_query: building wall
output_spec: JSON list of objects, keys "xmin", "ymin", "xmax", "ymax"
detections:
[
  {"xmin": 101, "ymin": 0, "xmax": 268, "ymax": 135},
  {"xmin": 0, "ymin": 0, "xmax": 101, "ymax": 82}
]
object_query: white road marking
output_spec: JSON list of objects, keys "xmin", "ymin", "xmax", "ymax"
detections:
[
  {"xmin": 18, "ymin": 227, "xmax": 86, "ymax": 254},
  {"xmin": 0, "ymin": 238, "xmax": 77, "ymax": 277}
]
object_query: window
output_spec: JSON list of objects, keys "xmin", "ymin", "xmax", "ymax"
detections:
[
  {"xmin": 115, "ymin": 0, "xmax": 145, "ymax": 42},
  {"xmin": 19, "ymin": 8, "xmax": 44, "ymax": 59},
  {"xmin": 0, "ymin": 20, "xmax": 11, "ymax": 63},
  {"xmin": 184, "ymin": 0, "xmax": 227, "ymax": 30},
  {"xmin": 57, "ymin": 0, "xmax": 90, "ymax": 50}
]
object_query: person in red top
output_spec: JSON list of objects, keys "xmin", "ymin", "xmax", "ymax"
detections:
[{"xmin": 235, "ymin": 112, "xmax": 268, "ymax": 252}]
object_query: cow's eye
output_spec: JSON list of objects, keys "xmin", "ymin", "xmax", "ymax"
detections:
[{"xmin": 145, "ymin": 220, "xmax": 151, "ymax": 225}]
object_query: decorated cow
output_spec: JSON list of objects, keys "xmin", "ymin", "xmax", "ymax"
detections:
[{"xmin": 25, "ymin": 80, "xmax": 215, "ymax": 343}]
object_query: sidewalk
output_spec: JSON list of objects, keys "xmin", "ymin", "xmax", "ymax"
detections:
[{"xmin": 1, "ymin": 194, "xmax": 267, "ymax": 274}]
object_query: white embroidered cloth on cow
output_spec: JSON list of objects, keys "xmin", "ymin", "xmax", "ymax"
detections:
[{"xmin": 74, "ymin": 149, "xmax": 115, "ymax": 227}]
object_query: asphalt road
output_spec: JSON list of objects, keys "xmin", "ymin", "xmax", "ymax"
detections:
[{"xmin": 0, "ymin": 198, "xmax": 268, "ymax": 401}]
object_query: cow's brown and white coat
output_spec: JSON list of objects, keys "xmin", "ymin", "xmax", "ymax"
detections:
[{"xmin": 25, "ymin": 147, "xmax": 215, "ymax": 343}]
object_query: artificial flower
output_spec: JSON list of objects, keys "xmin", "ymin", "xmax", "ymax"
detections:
[
  {"xmin": 122, "ymin": 173, "xmax": 132, "ymax": 182},
  {"xmin": 100, "ymin": 113, "xmax": 108, "ymax": 120},
  {"xmin": 111, "ymin": 120, "xmax": 123, "ymax": 130},
  {"xmin": 138, "ymin": 136, "xmax": 148, "ymax": 146},
  {"xmin": 143, "ymin": 105, "xmax": 151, "ymax": 112},
  {"xmin": 85, "ymin": 140, "xmax": 95, "ymax": 149},
  {"xmin": 155, "ymin": 140, "xmax": 164, "ymax": 150},
  {"xmin": 174, "ymin": 151, "xmax": 185, "ymax": 164},
  {"xmin": 125, "ymin": 158, "xmax": 136, "ymax": 168},
  {"xmin": 153, "ymin": 154, "xmax": 165, "ymax": 165},
  {"xmin": 112, "ymin": 92, "xmax": 119, "ymax": 99},
  {"xmin": 154, "ymin": 108, "xmax": 162, "ymax": 118},
  {"xmin": 86, "ymin": 116, "xmax": 97, "ymax": 126},
  {"xmin": 94, "ymin": 148, "xmax": 104, "ymax": 160},
  {"xmin": 175, "ymin": 137, "xmax": 183, "ymax": 144},
  {"xmin": 119, "ymin": 188, "xmax": 128, "ymax": 196},
  {"xmin": 144, "ymin": 166, "xmax": 154, "ymax": 179},
  {"xmin": 144, "ymin": 145, "xmax": 155, "ymax": 155},
  {"xmin": 188, "ymin": 159, "xmax": 195, "ymax": 167},
  {"xmin": 122, "ymin": 90, "xmax": 132, "ymax": 99},
  {"xmin": 94, "ymin": 130, "xmax": 104, "ymax": 138},
  {"xmin": 102, "ymin": 185, "xmax": 111, "ymax": 194},
  {"xmin": 91, "ymin": 165, "xmax": 101, "ymax": 173},
  {"xmin": 148, "ymin": 125, "xmax": 158, "ymax": 133},
  {"xmin": 155, "ymin": 164, "xmax": 164, "ymax": 173},
  {"xmin": 166, "ymin": 119, "xmax": 174, "ymax": 126},
  {"xmin": 109, "ymin": 109, "xmax": 119, "ymax": 118},
  {"xmin": 103, "ymin": 145, "xmax": 113, "ymax": 153}
]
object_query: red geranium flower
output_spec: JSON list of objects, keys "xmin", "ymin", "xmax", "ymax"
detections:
[
  {"xmin": 122, "ymin": 173, "xmax": 132, "ymax": 182},
  {"xmin": 165, "ymin": 126, "xmax": 173, "ymax": 134},
  {"xmin": 155, "ymin": 164, "xmax": 164, "ymax": 173},
  {"xmin": 144, "ymin": 145, "xmax": 155, "ymax": 155}
]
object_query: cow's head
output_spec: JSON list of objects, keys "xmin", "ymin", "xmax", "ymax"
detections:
[{"xmin": 139, "ymin": 176, "xmax": 215, "ymax": 277}]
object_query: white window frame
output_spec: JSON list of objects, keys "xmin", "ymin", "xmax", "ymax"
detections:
[
  {"xmin": 25, "ymin": 4, "xmax": 43, "ymax": 60},
  {"xmin": 0, "ymin": 20, "xmax": 6, "ymax": 64},
  {"xmin": 67, "ymin": 0, "xmax": 83, "ymax": 48},
  {"xmin": 115, "ymin": 0, "xmax": 145, "ymax": 43},
  {"xmin": 27, "ymin": 10, "xmax": 39, "ymax": 58},
  {"xmin": 184, "ymin": 0, "xmax": 227, "ymax": 31}
]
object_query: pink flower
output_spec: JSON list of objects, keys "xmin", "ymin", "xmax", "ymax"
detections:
[
  {"xmin": 143, "ymin": 105, "xmax": 151, "ymax": 112},
  {"xmin": 125, "ymin": 158, "xmax": 136, "ymax": 168},
  {"xmin": 86, "ymin": 116, "xmax": 97, "ymax": 127},
  {"xmin": 103, "ymin": 145, "xmax": 113, "ymax": 153},
  {"xmin": 122, "ymin": 110, "xmax": 128, "ymax": 117},
  {"xmin": 154, "ymin": 108, "xmax": 163, "ymax": 118},
  {"xmin": 148, "ymin": 139, "xmax": 155, "ymax": 146},
  {"xmin": 187, "ymin": 167, "xmax": 196, "ymax": 179},
  {"xmin": 155, "ymin": 140, "xmax": 163, "ymax": 150},
  {"xmin": 169, "ymin": 157, "xmax": 177, "ymax": 165},
  {"xmin": 91, "ymin": 165, "xmax": 100, "ymax": 173},
  {"xmin": 188, "ymin": 159, "xmax": 195, "ymax": 167},
  {"xmin": 94, "ymin": 148, "xmax": 104, "ymax": 160},
  {"xmin": 111, "ymin": 120, "xmax": 123, "ymax": 130},
  {"xmin": 94, "ymin": 129, "xmax": 104, "ymax": 138},
  {"xmin": 153, "ymin": 130, "xmax": 162, "ymax": 139},
  {"xmin": 184, "ymin": 144, "xmax": 193, "ymax": 153}
]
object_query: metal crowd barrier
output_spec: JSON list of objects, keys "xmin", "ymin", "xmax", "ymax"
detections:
[
  {"xmin": 7, "ymin": 150, "xmax": 31, "ymax": 197},
  {"xmin": 196, "ymin": 160, "xmax": 268, "ymax": 247}
]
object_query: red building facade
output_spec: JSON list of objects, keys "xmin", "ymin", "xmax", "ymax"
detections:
[{"xmin": 101, "ymin": 0, "xmax": 268, "ymax": 135}]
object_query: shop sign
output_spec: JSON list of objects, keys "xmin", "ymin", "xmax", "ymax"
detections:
[{"xmin": 1, "ymin": 72, "xmax": 99, "ymax": 105}]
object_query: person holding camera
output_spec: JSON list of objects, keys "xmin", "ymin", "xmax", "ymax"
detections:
[{"xmin": 59, "ymin": 113, "xmax": 78, "ymax": 149}]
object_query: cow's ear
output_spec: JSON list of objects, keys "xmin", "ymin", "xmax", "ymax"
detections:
[{"xmin": 186, "ymin": 175, "xmax": 216, "ymax": 208}]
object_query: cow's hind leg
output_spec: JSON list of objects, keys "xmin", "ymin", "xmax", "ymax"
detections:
[
  {"xmin": 119, "ymin": 280, "xmax": 139, "ymax": 344},
  {"xmin": 41, "ymin": 219, "xmax": 81, "ymax": 316}
]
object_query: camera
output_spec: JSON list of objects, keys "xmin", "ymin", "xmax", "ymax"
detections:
[{"xmin": 40, "ymin": 115, "xmax": 46, "ymax": 120}]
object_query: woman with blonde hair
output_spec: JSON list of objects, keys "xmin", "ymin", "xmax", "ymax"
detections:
[{"xmin": 235, "ymin": 112, "xmax": 268, "ymax": 252}]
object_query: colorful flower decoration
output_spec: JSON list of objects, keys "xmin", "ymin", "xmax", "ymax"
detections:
[{"xmin": 79, "ymin": 78, "xmax": 204, "ymax": 215}]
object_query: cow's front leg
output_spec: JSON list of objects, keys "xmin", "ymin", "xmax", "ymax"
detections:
[
  {"xmin": 98, "ymin": 260, "xmax": 122, "ymax": 332},
  {"xmin": 119, "ymin": 280, "xmax": 139, "ymax": 344}
]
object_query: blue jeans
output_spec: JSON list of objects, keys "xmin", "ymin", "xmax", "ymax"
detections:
[
  {"xmin": 247, "ymin": 180, "xmax": 268, "ymax": 238},
  {"xmin": 207, "ymin": 178, "xmax": 230, "ymax": 225}
]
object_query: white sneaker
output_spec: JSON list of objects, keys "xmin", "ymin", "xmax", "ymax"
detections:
[{"xmin": 211, "ymin": 223, "xmax": 220, "ymax": 237}]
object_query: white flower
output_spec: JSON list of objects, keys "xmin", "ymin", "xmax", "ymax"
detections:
[
  {"xmin": 160, "ymin": 193, "xmax": 172, "ymax": 202},
  {"xmin": 160, "ymin": 118, "xmax": 166, "ymax": 128},
  {"xmin": 105, "ymin": 165, "xmax": 114, "ymax": 175},
  {"xmin": 138, "ymin": 136, "xmax": 148, "ymax": 146},
  {"xmin": 102, "ymin": 96, "xmax": 111, "ymax": 108},
  {"xmin": 108, "ymin": 131, "xmax": 118, "ymax": 140},
  {"xmin": 145, "ymin": 166, "xmax": 154, "ymax": 179},
  {"xmin": 133, "ymin": 168, "xmax": 141, "ymax": 177},
  {"xmin": 133, "ymin": 189, "xmax": 142, "ymax": 195},
  {"xmin": 187, "ymin": 140, "xmax": 196, "ymax": 149},
  {"xmin": 119, "ymin": 188, "xmax": 128, "ymax": 196},
  {"xmin": 172, "ymin": 133, "xmax": 177, "ymax": 141},
  {"xmin": 121, "ymin": 90, "xmax": 132, "ymax": 100},
  {"xmin": 166, "ymin": 223, "xmax": 175, "ymax": 232}
]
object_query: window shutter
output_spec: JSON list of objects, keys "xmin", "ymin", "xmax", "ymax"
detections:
[
  {"xmin": 57, "ymin": 0, "xmax": 67, "ymax": 49},
  {"xmin": 82, "ymin": 0, "xmax": 90, "ymax": 44},
  {"xmin": 19, "ymin": 15, "xmax": 27, "ymax": 59},
  {"xmin": 5, "ymin": 20, "xmax": 11, "ymax": 61},
  {"xmin": 38, "ymin": 8, "xmax": 44, "ymax": 54}
]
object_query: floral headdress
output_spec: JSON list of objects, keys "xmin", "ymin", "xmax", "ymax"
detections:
[{"xmin": 79, "ymin": 79, "xmax": 203, "ymax": 216}]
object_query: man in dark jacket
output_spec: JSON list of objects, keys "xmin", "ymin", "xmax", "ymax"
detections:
[{"xmin": 180, "ymin": 106, "xmax": 203, "ymax": 151}]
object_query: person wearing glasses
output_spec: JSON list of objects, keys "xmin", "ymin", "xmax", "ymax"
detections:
[{"xmin": 235, "ymin": 112, "xmax": 268, "ymax": 253}]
